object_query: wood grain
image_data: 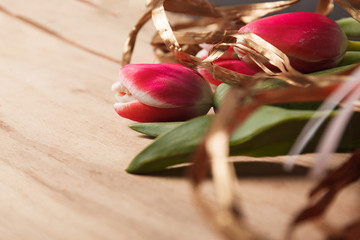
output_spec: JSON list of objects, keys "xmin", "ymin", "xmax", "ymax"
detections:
[{"xmin": 0, "ymin": 1, "xmax": 359, "ymax": 240}]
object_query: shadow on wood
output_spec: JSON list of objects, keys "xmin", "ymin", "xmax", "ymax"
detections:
[{"xmin": 140, "ymin": 160, "xmax": 309, "ymax": 178}]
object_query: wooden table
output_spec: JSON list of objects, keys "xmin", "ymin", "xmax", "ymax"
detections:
[{"xmin": 1, "ymin": 1, "xmax": 359, "ymax": 239}]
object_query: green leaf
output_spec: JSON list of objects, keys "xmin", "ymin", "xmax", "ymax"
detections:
[
  {"xmin": 337, "ymin": 51, "xmax": 360, "ymax": 67},
  {"xmin": 129, "ymin": 121, "xmax": 183, "ymax": 137},
  {"xmin": 213, "ymin": 82, "xmax": 232, "ymax": 110},
  {"xmin": 126, "ymin": 106, "xmax": 360, "ymax": 174},
  {"xmin": 229, "ymin": 108, "xmax": 330, "ymax": 156},
  {"xmin": 126, "ymin": 115, "xmax": 212, "ymax": 173},
  {"xmin": 310, "ymin": 64, "xmax": 357, "ymax": 76},
  {"xmin": 213, "ymin": 79, "xmax": 289, "ymax": 110},
  {"xmin": 336, "ymin": 17, "xmax": 360, "ymax": 38}
]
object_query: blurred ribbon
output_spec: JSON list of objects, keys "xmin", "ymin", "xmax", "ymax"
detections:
[{"xmin": 316, "ymin": 0, "xmax": 334, "ymax": 15}]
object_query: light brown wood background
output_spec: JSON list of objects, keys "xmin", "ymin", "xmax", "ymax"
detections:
[{"xmin": 0, "ymin": 1, "xmax": 359, "ymax": 239}]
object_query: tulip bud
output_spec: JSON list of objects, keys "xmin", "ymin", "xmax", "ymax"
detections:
[
  {"xmin": 112, "ymin": 63, "xmax": 213, "ymax": 122},
  {"xmin": 198, "ymin": 59, "xmax": 257, "ymax": 86},
  {"xmin": 237, "ymin": 12, "xmax": 348, "ymax": 73}
]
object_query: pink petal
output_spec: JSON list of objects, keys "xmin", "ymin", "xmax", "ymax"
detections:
[
  {"xmin": 114, "ymin": 101, "xmax": 210, "ymax": 123},
  {"xmin": 120, "ymin": 63, "xmax": 213, "ymax": 108},
  {"xmin": 199, "ymin": 60, "xmax": 257, "ymax": 86},
  {"xmin": 238, "ymin": 12, "xmax": 348, "ymax": 73}
]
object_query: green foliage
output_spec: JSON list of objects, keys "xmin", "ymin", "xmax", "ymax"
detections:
[
  {"xmin": 337, "ymin": 17, "xmax": 360, "ymax": 38},
  {"xmin": 127, "ymin": 106, "xmax": 360, "ymax": 174}
]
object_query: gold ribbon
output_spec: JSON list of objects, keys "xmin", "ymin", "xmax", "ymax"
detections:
[
  {"xmin": 122, "ymin": 0, "xmax": 303, "ymax": 66},
  {"xmin": 334, "ymin": 0, "xmax": 360, "ymax": 22},
  {"xmin": 121, "ymin": 9, "xmax": 152, "ymax": 66},
  {"xmin": 316, "ymin": 0, "xmax": 334, "ymax": 15}
]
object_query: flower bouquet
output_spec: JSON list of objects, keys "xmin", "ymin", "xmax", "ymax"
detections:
[{"xmin": 112, "ymin": 0, "xmax": 360, "ymax": 239}]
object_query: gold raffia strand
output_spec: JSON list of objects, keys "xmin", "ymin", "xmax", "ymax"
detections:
[
  {"xmin": 334, "ymin": 0, "xmax": 360, "ymax": 22},
  {"xmin": 191, "ymin": 86, "xmax": 257, "ymax": 240},
  {"xmin": 121, "ymin": 9, "xmax": 152, "ymax": 66},
  {"xmin": 201, "ymin": 34, "xmax": 355, "ymax": 88},
  {"xmin": 122, "ymin": 0, "xmax": 360, "ymax": 239},
  {"xmin": 316, "ymin": 0, "xmax": 334, "ymax": 15},
  {"xmin": 122, "ymin": 0, "xmax": 302, "ymax": 66}
]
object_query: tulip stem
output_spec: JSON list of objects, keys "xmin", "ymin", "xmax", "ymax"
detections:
[{"xmin": 347, "ymin": 40, "xmax": 360, "ymax": 51}]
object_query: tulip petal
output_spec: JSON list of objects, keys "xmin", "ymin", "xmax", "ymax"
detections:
[
  {"xmin": 199, "ymin": 60, "xmax": 257, "ymax": 86},
  {"xmin": 120, "ymin": 63, "xmax": 213, "ymax": 108},
  {"xmin": 114, "ymin": 101, "xmax": 210, "ymax": 123},
  {"xmin": 238, "ymin": 12, "xmax": 348, "ymax": 73},
  {"xmin": 113, "ymin": 63, "xmax": 213, "ymax": 122}
]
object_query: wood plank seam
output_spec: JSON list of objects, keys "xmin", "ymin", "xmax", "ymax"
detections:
[{"xmin": 0, "ymin": 4, "xmax": 122, "ymax": 65}]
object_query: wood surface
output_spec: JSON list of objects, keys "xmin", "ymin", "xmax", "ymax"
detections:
[{"xmin": 0, "ymin": 1, "xmax": 359, "ymax": 240}]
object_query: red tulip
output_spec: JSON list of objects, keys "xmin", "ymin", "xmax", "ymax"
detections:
[
  {"xmin": 198, "ymin": 59, "xmax": 257, "ymax": 86},
  {"xmin": 112, "ymin": 63, "xmax": 213, "ymax": 122},
  {"xmin": 237, "ymin": 12, "xmax": 348, "ymax": 73}
]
